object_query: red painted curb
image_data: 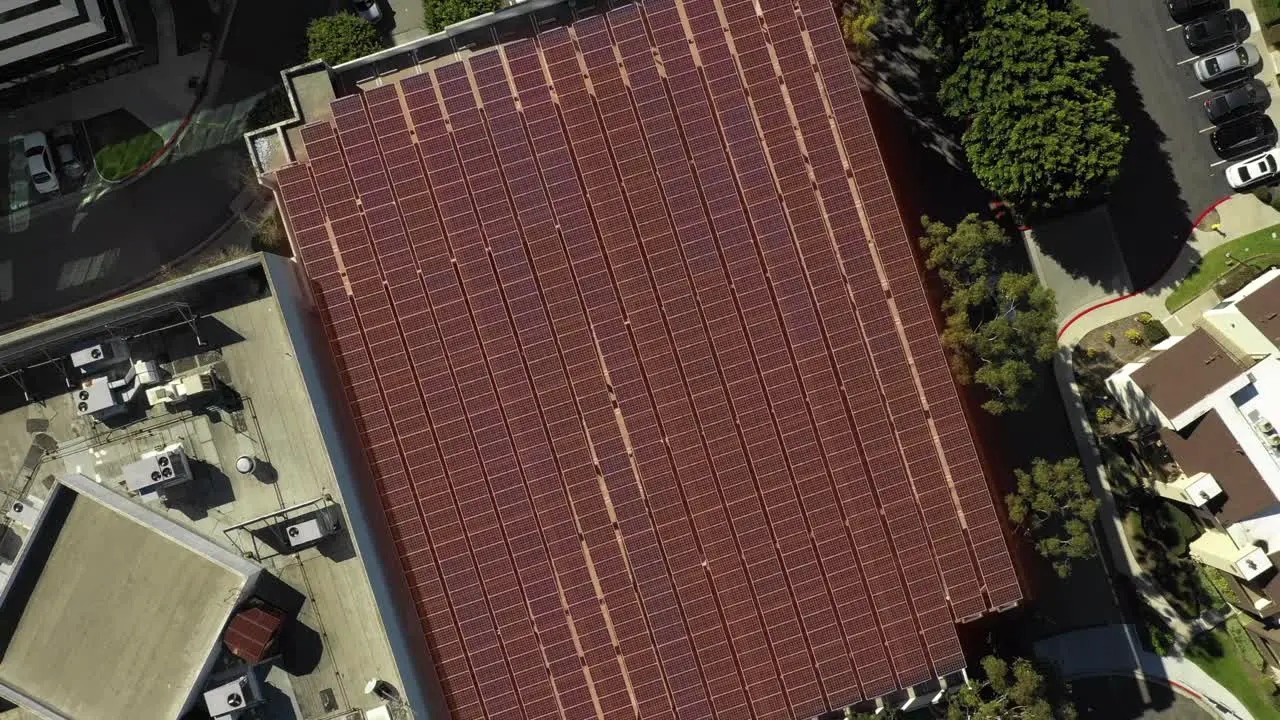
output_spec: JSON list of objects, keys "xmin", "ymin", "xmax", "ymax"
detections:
[
  {"xmin": 1054, "ymin": 195, "xmax": 1232, "ymax": 340},
  {"xmin": 1167, "ymin": 680, "xmax": 1203, "ymax": 701}
]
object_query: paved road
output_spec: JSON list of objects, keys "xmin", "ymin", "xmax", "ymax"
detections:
[
  {"xmin": 1078, "ymin": 0, "xmax": 1239, "ymax": 287},
  {"xmin": 1072, "ymin": 676, "xmax": 1215, "ymax": 719}
]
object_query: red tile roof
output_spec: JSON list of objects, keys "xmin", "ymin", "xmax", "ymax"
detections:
[
  {"xmin": 223, "ymin": 605, "xmax": 285, "ymax": 663},
  {"xmin": 273, "ymin": 0, "xmax": 1021, "ymax": 716}
]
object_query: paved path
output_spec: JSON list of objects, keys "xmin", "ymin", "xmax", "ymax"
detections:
[{"xmin": 1036, "ymin": 625, "xmax": 1254, "ymax": 720}]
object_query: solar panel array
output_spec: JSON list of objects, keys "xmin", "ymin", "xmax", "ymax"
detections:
[{"xmin": 274, "ymin": 0, "xmax": 1021, "ymax": 716}]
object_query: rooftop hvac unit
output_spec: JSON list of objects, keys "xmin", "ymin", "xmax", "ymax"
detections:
[
  {"xmin": 73, "ymin": 376, "xmax": 117, "ymax": 416},
  {"xmin": 4, "ymin": 495, "xmax": 43, "ymax": 530},
  {"xmin": 145, "ymin": 370, "xmax": 215, "ymax": 407},
  {"xmin": 122, "ymin": 443, "xmax": 192, "ymax": 495},
  {"xmin": 203, "ymin": 675, "xmax": 263, "ymax": 720},
  {"xmin": 69, "ymin": 339, "xmax": 126, "ymax": 371},
  {"xmin": 285, "ymin": 508, "xmax": 341, "ymax": 548}
]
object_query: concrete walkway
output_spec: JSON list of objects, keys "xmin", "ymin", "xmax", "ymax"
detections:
[{"xmin": 1035, "ymin": 625, "xmax": 1254, "ymax": 720}]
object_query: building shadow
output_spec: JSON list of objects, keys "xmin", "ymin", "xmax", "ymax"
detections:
[{"xmin": 277, "ymin": 618, "xmax": 324, "ymax": 676}]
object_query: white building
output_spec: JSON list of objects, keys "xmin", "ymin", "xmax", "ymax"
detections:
[{"xmin": 1107, "ymin": 269, "xmax": 1280, "ymax": 618}]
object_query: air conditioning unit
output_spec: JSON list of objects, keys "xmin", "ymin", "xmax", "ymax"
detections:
[
  {"xmin": 4, "ymin": 495, "xmax": 43, "ymax": 530},
  {"xmin": 69, "ymin": 339, "xmax": 126, "ymax": 371},
  {"xmin": 203, "ymin": 675, "xmax": 263, "ymax": 719},
  {"xmin": 122, "ymin": 443, "xmax": 192, "ymax": 495},
  {"xmin": 285, "ymin": 509, "xmax": 340, "ymax": 548},
  {"xmin": 73, "ymin": 376, "xmax": 117, "ymax": 416},
  {"xmin": 145, "ymin": 370, "xmax": 215, "ymax": 407}
]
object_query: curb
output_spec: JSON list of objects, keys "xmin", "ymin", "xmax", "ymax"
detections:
[
  {"xmin": 1054, "ymin": 195, "xmax": 1232, "ymax": 341},
  {"xmin": 1062, "ymin": 670, "xmax": 1234, "ymax": 720}
]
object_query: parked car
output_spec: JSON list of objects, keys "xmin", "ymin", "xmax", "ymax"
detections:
[
  {"xmin": 1210, "ymin": 114, "xmax": 1277, "ymax": 159},
  {"xmin": 352, "ymin": 0, "xmax": 381, "ymax": 22},
  {"xmin": 51, "ymin": 124, "xmax": 84, "ymax": 181},
  {"xmin": 1168, "ymin": 0, "xmax": 1227, "ymax": 23},
  {"xmin": 1194, "ymin": 43, "xmax": 1261, "ymax": 84},
  {"xmin": 1226, "ymin": 148, "xmax": 1280, "ymax": 190},
  {"xmin": 21, "ymin": 132, "xmax": 58, "ymax": 195},
  {"xmin": 1183, "ymin": 9, "xmax": 1250, "ymax": 55},
  {"xmin": 1204, "ymin": 79, "xmax": 1268, "ymax": 123}
]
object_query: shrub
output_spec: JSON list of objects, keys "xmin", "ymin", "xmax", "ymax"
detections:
[
  {"xmin": 306, "ymin": 12, "xmax": 382, "ymax": 65},
  {"xmin": 1142, "ymin": 320, "xmax": 1170, "ymax": 345},
  {"xmin": 1137, "ymin": 312, "xmax": 1153, "ymax": 325},
  {"xmin": 423, "ymin": 0, "xmax": 502, "ymax": 33},
  {"xmin": 1124, "ymin": 328, "xmax": 1143, "ymax": 345},
  {"xmin": 1095, "ymin": 407, "xmax": 1114, "ymax": 425},
  {"xmin": 840, "ymin": 0, "xmax": 883, "ymax": 50},
  {"xmin": 1103, "ymin": 331, "xmax": 1115, "ymax": 345},
  {"xmin": 1085, "ymin": 347, "xmax": 1098, "ymax": 359},
  {"xmin": 1217, "ymin": 263, "xmax": 1264, "ymax": 300}
]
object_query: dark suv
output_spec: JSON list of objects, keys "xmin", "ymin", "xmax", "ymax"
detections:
[
  {"xmin": 1184, "ymin": 9, "xmax": 1250, "ymax": 54},
  {"xmin": 1204, "ymin": 79, "xmax": 1268, "ymax": 124},
  {"xmin": 1168, "ymin": 0, "xmax": 1227, "ymax": 23},
  {"xmin": 1211, "ymin": 114, "xmax": 1278, "ymax": 159}
]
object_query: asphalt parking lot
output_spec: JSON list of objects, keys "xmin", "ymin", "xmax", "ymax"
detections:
[{"xmin": 1078, "ymin": 0, "xmax": 1275, "ymax": 284}]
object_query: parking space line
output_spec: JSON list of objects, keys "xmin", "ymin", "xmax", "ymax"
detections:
[
  {"xmin": 1210, "ymin": 160, "xmax": 1228, "ymax": 168},
  {"xmin": 1166, "ymin": 24, "xmax": 1182, "ymax": 31},
  {"xmin": 1188, "ymin": 89, "xmax": 1212, "ymax": 99},
  {"xmin": 1177, "ymin": 55, "xmax": 1203, "ymax": 66},
  {"xmin": 1198, "ymin": 126, "xmax": 1216, "ymax": 134}
]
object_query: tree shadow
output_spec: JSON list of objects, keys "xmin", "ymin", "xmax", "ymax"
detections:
[{"xmin": 1089, "ymin": 25, "xmax": 1196, "ymax": 292}]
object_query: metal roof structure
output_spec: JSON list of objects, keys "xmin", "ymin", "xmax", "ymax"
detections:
[{"xmin": 272, "ymin": 0, "xmax": 1021, "ymax": 717}]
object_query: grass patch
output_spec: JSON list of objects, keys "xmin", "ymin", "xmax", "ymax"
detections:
[
  {"xmin": 84, "ymin": 109, "xmax": 164, "ymax": 182},
  {"xmin": 1165, "ymin": 221, "xmax": 1280, "ymax": 311},
  {"xmin": 1184, "ymin": 624, "xmax": 1280, "ymax": 719}
]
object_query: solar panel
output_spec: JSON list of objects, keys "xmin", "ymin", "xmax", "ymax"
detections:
[{"xmin": 268, "ymin": 1, "xmax": 1023, "ymax": 715}]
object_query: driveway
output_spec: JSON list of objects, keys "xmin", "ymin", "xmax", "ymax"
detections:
[{"xmin": 1077, "ymin": 0, "xmax": 1262, "ymax": 289}]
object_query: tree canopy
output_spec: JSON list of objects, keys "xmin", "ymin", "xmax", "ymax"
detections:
[
  {"xmin": 840, "ymin": 0, "xmax": 885, "ymax": 51},
  {"xmin": 919, "ymin": 215, "xmax": 1056, "ymax": 414},
  {"xmin": 423, "ymin": 0, "xmax": 503, "ymax": 33},
  {"xmin": 306, "ymin": 12, "xmax": 383, "ymax": 65},
  {"xmin": 1007, "ymin": 457, "xmax": 1099, "ymax": 577},
  {"xmin": 947, "ymin": 655, "xmax": 1078, "ymax": 720},
  {"xmin": 939, "ymin": 4, "xmax": 1127, "ymax": 215}
]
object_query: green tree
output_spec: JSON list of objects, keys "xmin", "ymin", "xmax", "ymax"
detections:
[
  {"xmin": 423, "ymin": 0, "xmax": 502, "ymax": 33},
  {"xmin": 919, "ymin": 216, "xmax": 1056, "ymax": 414},
  {"xmin": 1006, "ymin": 457, "xmax": 1099, "ymax": 578},
  {"xmin": 947, "ymin": 655, "xmax": 1078, "ymax": 720},
  {"xmin": 306, "ymin": 12, "xmax": 383, "ymax": 65},
  {"xmin": 938, "ymin": 3, "xmax": 1128, "ymax": 216},
  {"xmin": 840, "ymin": 0, "xmax": 884, "ymax": 51},
  {"xmin": 911, "ymin": 0, "xmax": 1065, "ymax": 69}
]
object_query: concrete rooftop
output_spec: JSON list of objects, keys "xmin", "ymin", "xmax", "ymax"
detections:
[{"xmin": 0, "ymin": 483, "xmax": 246, "ymax": 719}]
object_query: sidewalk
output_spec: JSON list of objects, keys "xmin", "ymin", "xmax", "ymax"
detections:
[{"xmin": 1035, "ymin": 624, "xmax": 1254, "ymax": 720}]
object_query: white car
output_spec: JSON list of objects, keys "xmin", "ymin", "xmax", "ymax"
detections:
[
  {"xmin": 352, "ymin": 0, "xmax": 381, "ymax": 22},
  {"xmin": 22, "ymin": 132, "xmax": 59, "ymax": 195},
  {"xmin": 1226, "ymin": 148, "xmax": 1280, "ymax": 190},
  {"xmin": 1194, "ymin": 43, "xmax": 1261, "ymax": 84}
]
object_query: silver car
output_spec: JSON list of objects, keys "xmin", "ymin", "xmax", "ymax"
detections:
[{"xmin": 1194, "ymin": 43, "xmax": 1261, "ymax": 84}]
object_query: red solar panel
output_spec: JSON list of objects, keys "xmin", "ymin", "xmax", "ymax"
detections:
[{"xmin": 271, "ymin": 1, "xmax": 1021, "ymax": 716}]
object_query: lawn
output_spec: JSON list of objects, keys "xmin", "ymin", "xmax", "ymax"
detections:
[
  {"xmin": 1184, "ymin": 624, "xmax": 1280, "ymax": 719},
  {"xmin": 83, "ymin": 109, "xmax": 164, "ymax": 182},
  {"xmin": 1165, "ymin": 221, "xmax": 1280, "ymax": 311}
]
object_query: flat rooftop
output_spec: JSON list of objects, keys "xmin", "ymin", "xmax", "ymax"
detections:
[
  {"xmin": 273, "ymin": 0, "xmax": 1020, "ymax": 715},
  {"xmin": 0, "ymin": 476, "xmax": 249, "ymax": 719},
  {"xmin": 0, "ymin": 255, "xmax": 411, "ymax": 720},
  {"xmin": 1237, "ymin": 272, "xmax": 1280, "ymax": 349}
]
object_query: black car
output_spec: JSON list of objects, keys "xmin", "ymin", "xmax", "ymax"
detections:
[
  {"xmin": 1211, "ymin": 114, "xmax": 1278, "ymax": 159},
  {"xmin": 1184, "ymin": 9, "xmax": 1250, "ymax": 54},
  {"xmin": 1204, "ymin": 79, "xmax": 1268, "ymax": 123},
  {"xmin": 1168, "ymin": 0, "xmax": 1227, "ymax": 24}
]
